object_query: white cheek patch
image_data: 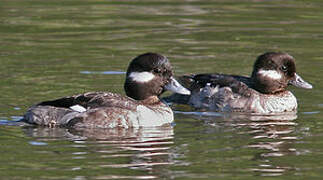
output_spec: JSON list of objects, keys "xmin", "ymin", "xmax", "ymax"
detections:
[
  {"xmin": 128, "ymin": 72, "xmax": 155, "ymax": 83},
  {"xmin": 258, "ymin": 69, "xmax": 282, "ymax": 80}
]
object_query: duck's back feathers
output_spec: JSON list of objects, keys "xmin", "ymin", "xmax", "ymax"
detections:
[
  {"xmin": 24, "ymin": 92, "xmax": 175, "ymax": 128},
  {"xmin": 181, "ymin": 74, "xmax": 257, "ymax": 112},
  {"xmin": 38, "ymin": 92, "xmax": 137, "ymax": 111},
  {"xmin": 166, "ymin": 73, "xmax": 298, "ymax": 114},
  {"xmin": 23, "ymin": 92, "xmax": 139, "ymax": 127},
  {"xmin": 189, "ymin": 73, "xmax": 253, "ymax": 97},
  {"xmin": 164, "ymin": 73, "xmax": 253, "ymax": 105}
]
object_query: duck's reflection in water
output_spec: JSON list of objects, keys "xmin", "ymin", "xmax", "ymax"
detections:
[
  {"xmin": 232, "ymin": 113, "xmax": 298, "ymax": 177},
  {"xmin": 23, "ymin": 126, "xmax": 174, "ymax": 179},
  {"xmin": 176, "ymin": 111, "xmax": 298, "ymax": 177}
]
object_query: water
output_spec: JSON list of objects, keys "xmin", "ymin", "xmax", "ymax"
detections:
[{"xmin": 1, "ymin": 0, "xmax": 323, "ymax": 179}]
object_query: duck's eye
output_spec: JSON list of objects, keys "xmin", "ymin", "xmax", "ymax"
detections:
[
  {"xmin": 281, "ymin": 65, "xmax": 288, "ymax": 72},
  {"xmin": 153, "ymin": 68, "xmax": 162, "ymax": 74}
]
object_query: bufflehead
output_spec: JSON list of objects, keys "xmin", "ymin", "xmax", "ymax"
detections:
[
  {"xmin": 23, "ymin": 53, "xmax": 190, "ymax": 128},
  {"xmin": 165, "ymin": 52, "xmax": 312, "ymax": 114}
]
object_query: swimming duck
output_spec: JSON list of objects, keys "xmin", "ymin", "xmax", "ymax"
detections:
[
  {"xmin": 165, "ymin": 52, "xmax": 312, "ymax": 114},
  {"xmin": 23, "ymin": 53, "xmax": 190, "ymax": 128}
]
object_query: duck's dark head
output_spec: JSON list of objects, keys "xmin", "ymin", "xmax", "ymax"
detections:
[
  {"xmin": 124, "ymin": 53, "xmax": 190, "ymax": 100},
  {"xmin": 251, "ymin": 52, "xmax": 312, "ymax": 94}
]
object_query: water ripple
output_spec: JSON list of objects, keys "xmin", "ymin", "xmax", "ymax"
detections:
[
  {"xmin": 80, "ymin": 71, "xmax": 126, "ymax": 75},
  {"xmin": 302, "ymin": 111, "xmax": 320, "ymax": 115},
  {"xmin": 23, "ymin": 126, "xmax": 175, "ymax": 173},
  {"xmin": 29, "ymin": 141, "xmax": 48, "ymax": 146}
]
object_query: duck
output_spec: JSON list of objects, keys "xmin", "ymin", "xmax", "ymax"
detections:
[
  {"xmin": 22, "ymin": 53, "xmax": 190, "ymax": 128},
  {"xmin": 164, "ymin": 52, "xmax": 312, "ymax": 114}
]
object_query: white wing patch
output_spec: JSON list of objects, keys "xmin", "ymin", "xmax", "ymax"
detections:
[
  {"xmin": 70, "ymin": 105, "xmax": 87, "ymax": 112},
  {"xmin": 129, "ymin": 72, "xmax": 155, "ymax": 83},
  {"xmin": 258, "ymin": 69, "xmax": 282, "ymax": 80}
]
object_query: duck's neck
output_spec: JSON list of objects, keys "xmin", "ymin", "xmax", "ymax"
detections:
[
  {"xmin": 251, "ymin": 76, "xmax": 286, "ymax": 94},
  {"xmin": 139, "ymin": 96, "xmax": 162, "ymax": 105}
]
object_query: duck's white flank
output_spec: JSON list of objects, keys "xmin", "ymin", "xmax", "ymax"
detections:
[
  {"xmin": 258, "ymin": 69, "xmax": 282, "ymax": 80},
  {"xmin": 129, "ymin": 72, "xmax": 155, "ymax": 83},
  {"xmin": 136, "ymin": 104, "xmax": 173, "ymax": 127}
]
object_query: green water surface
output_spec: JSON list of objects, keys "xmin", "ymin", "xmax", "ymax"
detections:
[{"xmin": 1, "ymin": 0, "xmax": 323, "ymax": 179}]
